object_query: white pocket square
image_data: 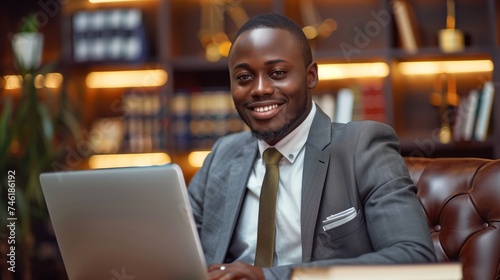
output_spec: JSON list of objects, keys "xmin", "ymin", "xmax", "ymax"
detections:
[{"xmin": 322, "ymin": 207, "xmax": 357, "ymax": 231}]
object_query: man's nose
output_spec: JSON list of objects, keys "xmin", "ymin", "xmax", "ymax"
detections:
[{"xmin": 251, "ymin": 74, "xmax": 273, "ymax": 96}]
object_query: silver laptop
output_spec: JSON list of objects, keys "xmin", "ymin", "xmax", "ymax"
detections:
[{"xmin": 39, "ymin": 164, "xmax": 208, "ymax": 280}]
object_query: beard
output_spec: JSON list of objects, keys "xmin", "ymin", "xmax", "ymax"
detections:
[
  {"xmin": 241, "ymin": 85, "xmax": 311, "ymax": 143},
  {"xmin": 250, "ymin": 100, "xmax": 309, "ymax": 143},
  {"xmin": 250, "ymin": 119, "xmax": 296, "ymax": 142}
]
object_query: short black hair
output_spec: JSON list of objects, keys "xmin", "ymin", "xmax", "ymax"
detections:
[{"xmin": 231, "ymin": 13, "xmax": 313, "ymax": 66}]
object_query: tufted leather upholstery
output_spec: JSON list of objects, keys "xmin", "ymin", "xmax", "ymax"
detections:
[{"xmin": 404, "ymin": 157, "xmax": 500, "ymax": 280}]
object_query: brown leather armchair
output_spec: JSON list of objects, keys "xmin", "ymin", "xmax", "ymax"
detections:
[{"xmin": 404, "ymin": 157, "xmax": 500, "ymax": 280}]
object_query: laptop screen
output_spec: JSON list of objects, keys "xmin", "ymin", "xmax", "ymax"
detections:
[{"xmin": 40, "ymin": 164, "xmax": 208, "ymax": 280}]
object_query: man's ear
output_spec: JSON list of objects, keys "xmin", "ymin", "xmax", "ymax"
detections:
[{"xmin": 307, "ymin": 62, "xmax": 319, "ymax": 89}]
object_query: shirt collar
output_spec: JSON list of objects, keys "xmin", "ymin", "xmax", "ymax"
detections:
[{"xmin": 258, "ymin": 102, "xmax": 316, "ymax": 164}]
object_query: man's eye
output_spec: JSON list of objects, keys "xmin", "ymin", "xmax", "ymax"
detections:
[
  {"xmin": 270, "ymin": 70, "xmax": 286, "ymax": 77},
  {"xmin": 237, "ymin": 74, "xmax": 252, "ymax": 81}
]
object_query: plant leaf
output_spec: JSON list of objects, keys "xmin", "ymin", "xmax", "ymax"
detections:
[
  {"xmin": 62, "ymin": 108, "xmax": 83, "ymax": 141},
  {"xmin": 0, "ymin": 97, "xmax": 13, "ymax": 159},
  {"xmin": 37, "ymin": 103, "xmax": 55, "ymax": 146}
]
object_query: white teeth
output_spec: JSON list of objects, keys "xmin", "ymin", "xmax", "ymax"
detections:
[{"xmin": 254, "ymin": 104, "xmax": 278, "ymax": 112}]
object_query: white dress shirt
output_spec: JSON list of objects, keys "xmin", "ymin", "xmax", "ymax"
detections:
[{"xmin": 228, "ymin": 102, "xmax": 317, "ymax": 266}]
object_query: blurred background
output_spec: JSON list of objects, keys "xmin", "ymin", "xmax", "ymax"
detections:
[{"xmin": 0, "ymin": 0, "xmax": 498, "ymax": 279}]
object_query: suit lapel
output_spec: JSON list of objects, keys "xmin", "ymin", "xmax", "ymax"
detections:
[
  {"xmin": 214, "ymin": 139, "xmax": 258, "ymax": 262},
  {"xmin": 301, "ymin": 109, "xmax": 332, "ymax": 262}
]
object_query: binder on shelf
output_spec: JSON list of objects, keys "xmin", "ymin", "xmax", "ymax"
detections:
[
  {"xmin": 392, "ymin": 0, "xmax": 419, "ymax": 53},
  {"xmin": 351, "ymin": 86, "xmax": 364, "ymax": 121},
  {"xmin": 313, "ymin": 94, "xmax": 336, "ymax": 122},
  {"xmin": 188, "ymin": 90, "xmax": 206, "ymax": 149},
  {"xmin": 361, "ymin": 84, "xmax": 386, "ymax": 123},
  {"xmin": 461, "ymin": 89, "xmax": 479, "ymax": 142},
  {"xmin": 336, "ymin": 88, "xmax": 354, "ymax": 124},
  {"xmin": 335, "ymin": 88, "xmax": 354, "ymax": 123},
  {"xmin": 474, "ymin": 81, "xmax": 495, "ymax": 141},
  {"xmin": 171, "ymin": 91, "xmax": 192, "ymax": 151},
  {"xmin": 452, "ymin": 95, "xmax": 466, "ymax": 142},
  {"xmin": 72, "ymin": 10, "xmax": 89, "ymax": 62}
]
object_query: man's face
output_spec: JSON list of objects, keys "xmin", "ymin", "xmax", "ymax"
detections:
[{"xmin": 228, "ymin": 28, "xmax": 318, "ymax": 145}]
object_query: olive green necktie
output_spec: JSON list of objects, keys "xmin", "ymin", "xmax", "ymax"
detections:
[{"xmin": 254, "ymin": 147, "xmax": 283, "ymax": 268}]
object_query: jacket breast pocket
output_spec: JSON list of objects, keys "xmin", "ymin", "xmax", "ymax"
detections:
[{"xmin": 319, "ymin": 210, "xmax": 367, "ymax": 246}]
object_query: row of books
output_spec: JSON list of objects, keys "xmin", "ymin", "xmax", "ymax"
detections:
[
  {"xmin": 123, "ymin": 91, "xmax": 167, "ymax": 152},
  {"xmin": 89, "ymin": 90, "xmax": 167, "ymax": 154},
  {"xmin": 72, "ymin": 8, "xmax": 148, "ymax": 62},
  {"xmin": 313, "ymin": 83, "xmax": 386, "ymax": 124},
  {"xmin": 86, "ymin": 82, "xmax": 492, "ymax": 154},
  {"xmin": 171, "ymin": 89, "xmax": 247, "ymax": 151},
  {"xmin": 452, "ymin": 81, "xmax": 495, "ymax": 142}
]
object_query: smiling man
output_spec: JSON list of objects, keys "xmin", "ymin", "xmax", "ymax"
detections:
[
  {"xmin": 229, "ymin": 22, "xmax": 315, "ymax": 146},
  {"xmin": 187, "ymin": 13, "xmax": 436, "ymax": 280}
]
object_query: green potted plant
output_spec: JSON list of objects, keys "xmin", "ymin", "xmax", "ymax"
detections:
[
  {"xmin": 1, "ymin": 12, "xmax": 80, "ymax": 280},
  {"xmin": 11, "ymin": 13, "xmax": 44, "ymax": 74}
]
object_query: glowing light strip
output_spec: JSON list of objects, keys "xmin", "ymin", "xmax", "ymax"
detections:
[
  {"xmin": 36, "ymin": 73, "xmax": 64, "ymax": 88},
  {"xmin": 398, "ymin": 60, "xmax": 493, "ymax": 75},
  {"xmin": 3, "ymin": 75, "xmax": 22, "ymax": 90},
  {"xmin": 88, "ymin": 152, "xmax": 171, "ymax": 169},
  {"xmin": 318, "ymin": 63, "xmax": 389, "ymax": 80},
  {"xmin": 3, "ymin": 73, "xmax": 63, "ymax": 90},
  {"xmin": 89, "ymin": 0, "xmax": 155, "ymax": 3},
  {"xmin": 188, "ymin": 151, "xmax": 211, "ymax": 168},
  {"xmin": 86, "ymin": 69, "xmax": 168, "ymax": 88}
]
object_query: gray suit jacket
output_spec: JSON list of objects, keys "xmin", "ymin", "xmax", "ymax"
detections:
[{"xmin": 188, "ymin": 107, "xmax": 436, "ymax": 279}]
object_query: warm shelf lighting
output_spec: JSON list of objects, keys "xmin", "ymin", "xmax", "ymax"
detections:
[
  {"xmin": 3, "ymin": 75, "xmax": 22, "ymax": 90},
  {"xmin": 398, "ymin": 60, "xmax": 493, "ymax": 75},
  {"xmin": 188, "ymin": 151, "xmax": 211, "ymax": 168},
  {"xmin": 35, "ymin": 73, "xmax": 64, "ymax": 89},
  {"xmin": 88, "ymin": 152, "xmax": 171, "ymax": 169},
  {"xmin": 3, "ymin": 73, "xmax": 63, "ymax": 90},
  {"xmin": 318, "ymin": 62, "xmax": 389, "ymax": 80},
  {"xmin": 86, "ymin": 69, "xmax": 168, "ymax": 88},
  {"xmin": 89, "ymin": 0, "xmax": 156, "ymax": 3}
]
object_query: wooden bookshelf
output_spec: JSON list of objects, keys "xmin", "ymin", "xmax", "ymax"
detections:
[{"xmin": 1, "ymin": 0, "xmax": 499, "ymax": 162}]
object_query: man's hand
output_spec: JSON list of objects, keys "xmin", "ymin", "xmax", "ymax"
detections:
[{"xmin": 208, "ymin": 262, "xmax": 265, "ymax": 280}]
